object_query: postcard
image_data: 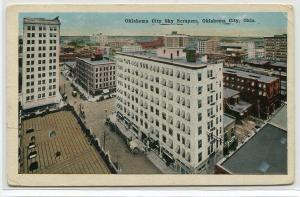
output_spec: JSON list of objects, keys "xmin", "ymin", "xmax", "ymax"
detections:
[{"xmin": 6, "ymin": 4, "xmax": 294, "ymax": 186}]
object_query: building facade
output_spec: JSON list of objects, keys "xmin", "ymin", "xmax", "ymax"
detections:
[
  {"xmin": 247, "ymin": 41, "xmax": 255, "ymax": 59},
  {"xmin": 75, "ymin": 56, "xmax": 116, "ymax": 95},
  {"xmin": 115, "ymin": 50, "xmax": 224, "ymax": 174},
  {"xmin": 223, "ymin": 68, "xmax": 280, "ymax": 119},
  {"xmin": 197, "ymin": 39, "xmax": 207, "ymax": 54},
  {"xmin": 164, "ymin": 31, "xmax": 189, "ymax": 48},
  {"xmin": 90, "ymin": 33, "xmax": 109, "ymax": 46},
  {"xmin": 21, "ymin": 17, "xmax": 60, "ymax": 110},
  {"xmin": 264, "ymin": 34, "xmax": 287, "ymax": 62},
  {"xmin": 121, "ymin": 44, "xmax": 144, "ymax": 53},
  {"xmin": 206, "ymin": 39, "xmax": 221, "ymax": 54}
]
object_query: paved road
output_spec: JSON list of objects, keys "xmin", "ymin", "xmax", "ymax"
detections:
[{"xmin": 59, "ymin": 72, "xmax": 160, "ymax": 174}]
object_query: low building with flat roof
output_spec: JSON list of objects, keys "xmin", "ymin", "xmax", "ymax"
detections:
[
  {"xmin": 19, "ymin": 110, "xmax": 111, "ymax": 174},
  {"xmin": 269, "ymin": 104, "xmax": 287, "ymax": 131},
  {"xmin": 215, "ymin": 123, "xmax": 287, "ymax": 174},
  {"xmin": 223, "ymin": 87, "xmax": 253, "ymax": 120},
  {"xmin": 223, "ymin": 67, "xmax": 281, "ymax": 119},
  {"xmin": 74, "ymin": 53, "xmax": 116, "ymax": 95}
]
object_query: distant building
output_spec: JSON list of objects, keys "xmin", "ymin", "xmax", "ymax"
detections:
[
  {"xmin": 21, "ymin": 17, "xmax": 60, "ymax": 110},
  {"xmin": 206, "ymin": 39, "xmax": 221, "ymax": 54},
  {"xmin": 196, "ymin": 39, "xmax": 207, "ymax": 54},
  {"xmin": 115, "ymin": 48, "xmax": 224, "ymax": 174},
  {"xmin": 74, "ymin": 50, "xmax": 116, "ymax": 95},
  {"xmin": 247, "ymin": 41, "xmax": 255, "ymax": 59},
  {"xmin": 138, "ymin": 37, "xmax": 164, "ymax": 49},
  {"xmin": 90, "ymin": 33, "xmax": 108, "ymax": 46},
  {"xmin": 220, "ymin": 42, "xmax": 246, "ymax": 66},
  {"xmin": 108, "ymin": 39, "xmax": 134, "ymax": 50},
  {"xmin": 164, "ymin": 31, "xmax": 189, "ymax": 48},
  {"xmin": 264, "ymin": 34, "xmax": 287, "ymax": 62},
  {"xmin": 223, "ymin": 68, "xmax": 280, "ymax": 119},
  {"xmin": 255, "ymin": 48, "xmax": 265, "ymax": 59},
  {"xmin": 121, "ymin": 44, "xmax": 144, "ymax": 53}
]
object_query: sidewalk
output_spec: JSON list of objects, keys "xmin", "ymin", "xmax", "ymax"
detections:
[{"xmin": 146, "ymin": 151, "xmax": 177, "ymax": 174}]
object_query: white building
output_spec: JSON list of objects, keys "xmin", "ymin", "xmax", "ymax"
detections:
[
  {"xmin": 21, "ymin": 17, "xmax": 60, "ymax": 110},
  {"xmin": 247, "ymin": 41, "xmax": 255, "ymax": 59},
  {"xmin": 197, "ymin": 39, "xmax": 208, "ymax": 54},
  {"xmin": 115, "ymin": 48, "xmax": 224, "ymax": 174},
  {"xmin": 164, "ymin": 31, "xmax": 189, "ymax": 48},
  {"xmin": 255, "ymin": 48, "xmax": 265, "ymax": 59},
  {"xmin": 90, "ymin": 33, "xmax": 108, "ymax": 46},
  {"xmin": 121, "ymin": 44, "xmax": 144, "ymax": 53}
]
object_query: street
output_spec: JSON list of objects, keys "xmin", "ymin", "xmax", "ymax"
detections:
[{"xmin": 59, "ymin": 71, "xmax": 161, "ymax": 174}]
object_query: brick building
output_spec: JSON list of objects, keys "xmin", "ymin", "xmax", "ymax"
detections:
[
  {"xmin": 223, "ymin": 68, "xmax": 280, "ymax": 119},
  {"xmin": 74, "ymin": 50, "xmax": 116, "ymax": 95}
]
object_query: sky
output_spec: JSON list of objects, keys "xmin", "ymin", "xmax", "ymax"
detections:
[{"xmin": 19, "ymin": 12, "xmax": 287, "ymax": 37}]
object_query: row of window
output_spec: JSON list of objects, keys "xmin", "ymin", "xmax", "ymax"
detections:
[
  {"xmin": 25, "ymin": 91, "xmax": 56, "ymax": 101},
  {"xmin": 95, "ymin": 81, "xmax": 115, "ymax": 89},
  {"xmin": 95, "ymin": 71, "xmax": 115, "ymax": 77},
  {"xmin": 26, "ymin": 33, "xmax": 57, "ymax": 38},
  {"xmin": 95, "ymin": 76, "xmax": 115, "ymax": 83},
  {"xmin": 95, "ymin": 66, "xmax": 115, "ymax": 72},
  {"xmin": 25, "ymin": 72, "xmax": 56, "ymax": 79},
  {"xmin": 25, "ymin": 79, "xmax": 56, "ymax": 87},
  {"xmin": 26, "ymin": 45, "xmax": 57, "ymax": 52},
  {"xmin": 26, "ymin": 25, "xmax": 57, "ymax": 31}
]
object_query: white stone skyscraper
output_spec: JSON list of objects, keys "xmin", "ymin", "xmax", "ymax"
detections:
[
  {"xmin": 115, "ymin": 48, "xmax": 224, "ymax": 174},
  {"xmin": 21, "ymin": 17, "xmax": 60, "ymax": 110}
]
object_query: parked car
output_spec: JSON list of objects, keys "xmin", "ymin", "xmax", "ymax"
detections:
[
  {"xmin": 129, "ymin": 139, "xmax": 145, "ymax": 154},
  {"xmin": 72, "ymin": 91, "xmax": 77, "ymax": 97}
]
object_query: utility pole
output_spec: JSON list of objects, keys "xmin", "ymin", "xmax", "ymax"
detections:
[
  {"xmin": 103, "ymin": 128, "xmax": 106, "ymax": 151},
  {"xmin": 104, "ymin": 109, "xmax": 108, "ymax": 151}
]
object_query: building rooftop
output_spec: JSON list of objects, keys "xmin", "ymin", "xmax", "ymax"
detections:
[
  {"xmin": 220, "ymin": 123, "xmax": 287, "ymax": 174},
  {"xmin": 116, "ymin": 51, "xmax": 210, "ymax": 70},
  {"xmin": 223, "ymin": 114, "xmax": 235, "ymax": 128},
  {"xmin": 63, "ymin": 61, "xmax": 76, "ymax": 68},
  {"xmin": 270, "ymin": 62, "xmax": 287, "ymax": 68},
  {"xmin": 76, "ymin": 57, "xmax": 114, "ymax": 66},
  {"xmin": 224, "ymin": 67, "xmax": 279, "ymax": 83},
  {"xmin": 24, "ymin": 17, "xmax": 60, "ymax": 25},
  {"xmin": 227, "ymin": 100, "xmax": 252, "ymax": 115},
  {"xmin": 243, "ymin": 59, "xmax": 270, "ymax": 65},
  {"xmin": 20, "ymin": 111, "xmax": 110, "ymax": 174},
  {"xmin": 269, "ymin": 104, "xmax": 287, "ymax": 131},
  {"xmin": 224, "ymin": 87, "xmax": 240, "ymax": 99}
]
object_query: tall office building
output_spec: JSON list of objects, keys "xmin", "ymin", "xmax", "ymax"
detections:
[
  {"xmin": 197, "ymin": 39, "xmax": 208, "ymax": 54},
  {"xmin": 247, "ymin": 41, "xmax": 255, "ymax": 59},
  {"xmin": 21, "ymin": 17, "xmax": 60, "ymax": 110},
  {"xmin": 164, "ymin": 31, "xmax": 189, "ymax": 48},
  {"xmin": 264, "ymin": 34, "xmax": 287, "ymax": 62},
  {"xmin": 115, "ymin": 48, "xmax": 224, "ymax": 174}
]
